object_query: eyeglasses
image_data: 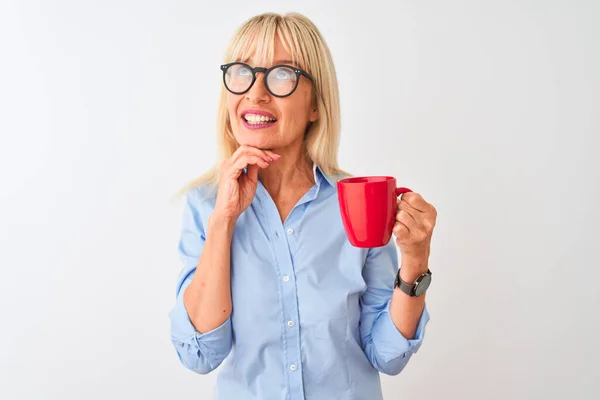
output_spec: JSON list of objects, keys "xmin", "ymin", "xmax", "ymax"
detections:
[{"xmin": 220, "ymin": 62, "xmax": 314, "ymax": 98}]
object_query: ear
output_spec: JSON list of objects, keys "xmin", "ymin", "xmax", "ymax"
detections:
[{"xmin": 309, "ymin": 106, "xmax": 318, "ymax": 122}]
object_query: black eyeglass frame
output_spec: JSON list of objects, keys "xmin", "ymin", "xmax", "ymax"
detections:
[{"xmin": 220, "ymin": 62, "xmax": 314, "ymax": 98}]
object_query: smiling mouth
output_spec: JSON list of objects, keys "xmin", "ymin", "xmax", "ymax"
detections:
[
  {"xmin": 243, "ymin": 114, "xmax": 278, "ymax": 125},
  {"xmin": 242, "ymin": 113, "xmax": 278, "ymax": 129}
]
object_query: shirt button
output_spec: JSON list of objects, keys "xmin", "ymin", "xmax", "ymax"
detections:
[
  {"xmin": 290, "ymin": 364, "xmax": 297, "ymax": 371},
  {"xmin": 287, "ymin": 320, "xmax": 294, "ymax": 327},
  {"xmin": 283, "ymin": 275, "xmax": 289, "ymax": 282},
  {"xmin": 287, "ymin": 228, "xmax": 294, "ymax": 235}
]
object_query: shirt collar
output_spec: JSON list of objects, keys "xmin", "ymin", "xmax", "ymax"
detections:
[{"xmin": 312, "ymin": 163, "xmax": 337, "ymax": 188}]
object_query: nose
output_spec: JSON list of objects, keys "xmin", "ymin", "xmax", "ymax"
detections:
[{"xmin": 245, "ymin": 73, "xmax": 270, "ymax": 104}]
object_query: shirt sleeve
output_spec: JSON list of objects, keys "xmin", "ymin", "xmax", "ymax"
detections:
[
  {"xmin": 168, "ymin": 189, "xmax": 232, "ymax": 374},
  {"xmin": 359, "ymin": 239, "xmax": 430, "ymax": 376}
]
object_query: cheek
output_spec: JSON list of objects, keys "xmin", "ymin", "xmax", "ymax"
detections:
[
  {"xmin": 280, "ymin": 108, "xmax": 302, "ymax": 128},
  {"xmin": 226, "ymin": 95, "xmax": 241, "ymax": 128},
  {"xmin": 279, "ymin": 91, "xmax": 313, "ymax": 126},
  {"xmin": 226, "ymin": 94, "xmax": 237, "ymax": 115}
]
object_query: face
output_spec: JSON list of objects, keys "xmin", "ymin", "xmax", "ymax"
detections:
[{"xmin": 226, "ymin": 36, "xmax": 318, "ymax": 151}]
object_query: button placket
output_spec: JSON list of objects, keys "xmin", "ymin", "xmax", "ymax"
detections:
[{"xmin": 257, "ymin": 187, "xmax": 306, "ymax": 399}]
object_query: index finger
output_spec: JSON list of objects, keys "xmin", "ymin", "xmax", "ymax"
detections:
[
  {"xmin": 400, "ymin": 192, "xmax": 429, "ymax": 212},
  {"xmin": 232, "ymin": 145, "xmax": 280, "ymax": 163}
]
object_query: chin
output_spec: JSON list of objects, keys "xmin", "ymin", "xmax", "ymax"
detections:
[
  {"xmin": 233, "ymin": 130, "xmax": 277, "ymax": 150},
  {"xmin": 234, "ymin": 132, "xmax": 277, "ymax": 150}
]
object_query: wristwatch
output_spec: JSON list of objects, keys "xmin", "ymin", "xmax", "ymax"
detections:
[{"xmin": 394, "ymin": 269, "xmax": 432, "ymax": 297}]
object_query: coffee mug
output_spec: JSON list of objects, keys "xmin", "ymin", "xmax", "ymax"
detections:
[{"xmin": 337, "ymin": 176, "xmax": 412, "ymax": 248}]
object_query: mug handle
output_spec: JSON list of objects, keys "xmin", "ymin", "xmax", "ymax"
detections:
[{"xmin": 396, "ymin": 187, "xmax": 413, "ymax": 196}]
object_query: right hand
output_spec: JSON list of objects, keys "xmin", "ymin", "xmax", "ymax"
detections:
[{"xmin": 213, "ymin": 145, "xmax": 281, "ymax": 222}]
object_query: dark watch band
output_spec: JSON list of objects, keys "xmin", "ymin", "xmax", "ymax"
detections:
[{"xmin": 394, "ymin": 269, "xmax": 432, "ymax": 297}]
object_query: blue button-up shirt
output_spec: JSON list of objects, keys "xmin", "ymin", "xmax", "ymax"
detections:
[{"xmin": 169, "ymin": 164, "xmax": 430, "ymax": 400}]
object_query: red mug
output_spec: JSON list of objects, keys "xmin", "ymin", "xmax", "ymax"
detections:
[{"xmin": 337, "ymin": 176, "xmax": 412, "ymax": 248}]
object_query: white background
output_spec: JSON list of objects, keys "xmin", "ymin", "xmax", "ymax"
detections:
[{"xmin": 1, "ymin": 0, "xmax": 599, "ymax": 399}]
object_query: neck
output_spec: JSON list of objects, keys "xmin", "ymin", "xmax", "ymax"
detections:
[{"xmin": 258, "ymin": 141, "xmax": 314, "ymax": 199}]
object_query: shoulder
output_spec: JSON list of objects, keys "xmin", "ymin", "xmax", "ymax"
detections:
[
  {"xmin": 335, "ymin": 172, "xmax": 351, "ymax": 180},
  {"xmin": 316, "ymin": 165, "xmax": 351, "ymax": 189},
  {"xmin": 184, "ymin": 183, "xmax": 217, "ymax": 205},
  {"xmin": 181, "ymin": 184, "xmax": 218, "ymax": 228},
  {"xmin": 331, "ymin": 165, "xmax": 352, "ymax": 181},
  {"xmin": 329, "ymin": 172, "xmax": 351, "ymax": 190}
]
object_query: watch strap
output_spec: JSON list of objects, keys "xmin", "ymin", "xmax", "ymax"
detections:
[{"xmin": 394, "ymin": 269, "xmax": 431, "ymax": 297}]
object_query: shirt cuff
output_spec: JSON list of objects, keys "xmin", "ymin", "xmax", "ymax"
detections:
[
  {"xmin": 371, "ymin": 300, "xmax": 430, "ymax": 363},
  {"xmin": 169, "ymin": 285, "xmax": 232, "ymax": 355}
]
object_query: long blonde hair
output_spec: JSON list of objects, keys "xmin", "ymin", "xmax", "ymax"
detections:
[{"xmin": 175, "ymin": 12, "xmax": 346, "ymax": 198}]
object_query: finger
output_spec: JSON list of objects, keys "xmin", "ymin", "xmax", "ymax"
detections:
[
  {"xmin": 232, "ymin": 145, "xmax": 278, "ymax": 164},
  {"xmin": 229, "ymin": 155, "xmax": 269, "ymax": 179},
  {"xmin": 262, "ymin": 149, "xmax": 281, "ymax": 161},
  {"xmin": 398, "ymin": 210, "xmax": 428, "ymax": 241},
  {"xmin": 399, "ymin": 199, "xmax": 437, "ymax": 234},
  {"xmin": 399, "ymin": 199, "xmax": 429, "ymax": 222},
  {"xmin": 396, "ymin": 206, "xmax": 432, "ymax": 242},
  {"xmin": 422, "ymin": 207, "xmax": 437, "ymax": 233},
  {"xmin": 394, "ymin": 221, "xmax": 428, "ymax": 243},
  {"xmin": 393, "ymin": 221, "xmax": 410, "ymax": 242},
  {"xmin": 230, "ymin": 146, "xmax": 270, "ymax": 165},
  {"xmin": 397, "ymin": 199, "xmax": 425, "ymax": 222},
  {"xmin": 395, "ymin": 209, "xmax": 418, "ymax": 233},
  {"xmin": 235, "ymin": 155, "xmax": 270, "ymax": 170},
  {"xmin": 400, "ymin": 192, "xmax": 429, "ymax": 212}
]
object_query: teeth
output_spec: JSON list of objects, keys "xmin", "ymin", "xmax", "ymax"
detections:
[{"xmin": 244, "ymin": 114, "xmax": 276, "ymax": 124}]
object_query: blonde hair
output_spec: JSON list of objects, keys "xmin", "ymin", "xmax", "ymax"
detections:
[{"xmin": 175, "ymin": 12, "xmax": 346, "ymax": 199}]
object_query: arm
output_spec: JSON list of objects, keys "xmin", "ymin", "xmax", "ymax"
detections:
[
  {"xmin": 184, "ymin": 213, "xmax": 235, "ymax": 334},
  {"xmin": 389, "ymin": 258, "xmax": 428, "ymax": 340},
  {"xmin": 359, "ymin": 241, "xmax": 430, "ymax": 376},
  {"xmin": 169, "ymin": 146, "xmax": 279, "ymax": 374},
  {"xmin": 168, "ymin": 191, "xmax": 234, "ymax": 374},
  {"xmin": 185, "ymin": 147, "xmax": 279, "ymax": 332}
]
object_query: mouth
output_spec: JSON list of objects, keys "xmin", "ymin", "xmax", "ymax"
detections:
[{"xmin": 241, "ymin": 111, "xmax": 278, "ymax": 130}]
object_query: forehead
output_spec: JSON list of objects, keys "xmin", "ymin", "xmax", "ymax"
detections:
[{"xmin": 240, "ymin": 34, "xmax": 296, "ymax": 67}]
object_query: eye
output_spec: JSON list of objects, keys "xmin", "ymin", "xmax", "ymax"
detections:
[
  {"xmin": 273, "ymin": 68, "xmax": 293, "ymax": 80},
  {"xmin": 237, "ymin": 66, "xmax": 252, "ymax": 76}
]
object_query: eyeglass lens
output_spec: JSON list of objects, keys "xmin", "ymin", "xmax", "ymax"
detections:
[{"xmin": 224, "ymin": 64, "xmax": 298, "ymax": 97}]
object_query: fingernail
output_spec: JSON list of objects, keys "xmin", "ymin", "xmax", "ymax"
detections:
[{"xmin": 273, "ymin": 154, "xmax": 281, "ymax": 159}]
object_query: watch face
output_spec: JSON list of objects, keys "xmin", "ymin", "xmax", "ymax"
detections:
[{"xmin": 414, "ymin": 274, "xmax": 431, "ymax": 296}]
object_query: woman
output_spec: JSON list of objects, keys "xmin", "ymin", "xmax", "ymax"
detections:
[{"xmin": 169, "ymin": 12, "xmax": 437, "ymax": 400}]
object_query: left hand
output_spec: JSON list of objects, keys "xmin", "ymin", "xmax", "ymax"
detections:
[{"xmin": 393, "ymin": 192, "xmax": 437, "ymax": 273}]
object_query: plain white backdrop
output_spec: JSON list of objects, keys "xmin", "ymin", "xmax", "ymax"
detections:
[{"xmin": 1, "ymin": 0, "xmax": 599, "ymax": 399}]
